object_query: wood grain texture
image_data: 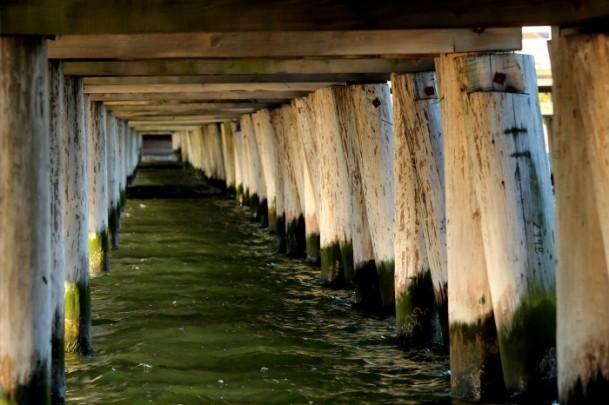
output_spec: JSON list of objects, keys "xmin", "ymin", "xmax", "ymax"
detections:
[
  {"xmin": 2, "ymin": 1, "xmax": 607, "ymax": 34},
  {"xmin": 48, "ymin": 29, "xmax": 521, "ymax": 60}
]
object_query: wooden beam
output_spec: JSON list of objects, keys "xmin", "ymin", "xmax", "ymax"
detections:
[
  {"xmin": 84, "ymin": 82, "xmax": 339, "ymax": 94},
  {"xmin": 64, "ymin": 58, "xmax": 433, "ymax": 76},
  {"xmin": 48, "ymin": 29, "xmax": 521, "ymax": 60},
  {"xmin": 130, "ymin": 120, "xmax": 233, "ymax": 126},
  {"xmin": 90, "ymin": 91, "xmax": 308, "ymax": 102},
  {"xmin": 127, "ymin": 115, "xmax": 244, "ymax": 123},
  {"xmin": 2, "ymin": 1, "xmax": 608, "ymax": 34},
  {"xmin": 81, "ymin": 73, "xmax": 391, "ymax": 84}
]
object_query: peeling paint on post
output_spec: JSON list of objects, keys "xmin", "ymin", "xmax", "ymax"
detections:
[
  {"xmin": 63, "ymin": 76, "xmax": 92, "ymax": 356},
  {"xmin": 88, "ymin": 101, "xmax": 110, "ymax": 274},
  {"xmin": 0, "ymin": 36, "xmax": 52, "ymax": 404},
  {"xmin": 253, "ymin": 110, "xmax": 280, "ymax": 233},
  {"xmin": 550, "ymin": 30, "xmax": 609, "ymax": 404},
  {"xmin": 348, "ymin": 84, "xmax": 395, "ymax": 309},
  {"xmin": 49, "ymin": 59, "xmax": 67, "ymax": 405},
  {"xmin": 392, "ymin": 72, "xmax": 448, "ymax": 348},
  {"xmin": 311, "ymin": 88, "xmax": 355, "ymax": 288},
  {"xmin": 293, "ymin": 97, "xmax": 321, "ymax": 265},
  {"xmin": 443, "ymin": 52, "xmax": 557, "ymax": 399}
]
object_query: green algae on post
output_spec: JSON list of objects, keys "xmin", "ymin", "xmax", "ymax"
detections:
[
  {"xmin": 496, "ymin": 291, "xmax": 557, "ymax": 399},
  {"xmin": 377, "ymin": 260, "xmax": 395, "ymax": 311},
  {"xmin": 340, "ymin": 239, "xmax": 354, "ymax": 288},
  {"xmin": 321, "ymin": 242, "xmax": 345, "ymax": 289},
  {"xmin": 305, "ymin": 232, "xmax": 320, "ymax": 266},
  {"xmin": 450, "ymin": 313, "xmax": 506, "ymax": 402},
  {"xmin": 88, "ymin": 230, "xmax": 109, "ymax": 273},
  {"xmin": 268, "ymin": 197, "xmax": 277, "ymax": 233},
  {"xmin": 64, "ymin": 282, "xmax": 92, "ymax": 355},
  {"xmin": 396, "ymin": 269, "xmax": 443, "ymax": 348}
]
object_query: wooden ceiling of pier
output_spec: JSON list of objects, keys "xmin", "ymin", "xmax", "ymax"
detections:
[{"xmin": 2, "ymin": 1, "xmax": 608, "ymax": 132}]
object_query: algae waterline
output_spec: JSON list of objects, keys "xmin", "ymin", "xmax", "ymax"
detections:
[{"xmin": 65, "ymin": 164, "xmax": 451, "ymax": 404}]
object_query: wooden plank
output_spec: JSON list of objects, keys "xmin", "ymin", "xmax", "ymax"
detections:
[
  {"xmin": 104, "ymin": 101, "xmax": 274, "ymax": 109},
  {"xmin": 89, "ymin": 91, "xmax": 307, "ymax": 102},
  {"xmin": 111, "ymin": 109, "xmax": 257, "ymax": 120},
  {"xmin": 127, "ymin": 114, "xmax": 243, "ymax": 123},
  {"xmin": 84, "ymin": 82, "xmax": 339, "ymax": 94},
  {"xmin": 64, "ymin": 58, "xmax": 433, "ymax": 76},
  {"xmin": 2, "ymin": 1, "xmax": 608, "ymax": 34},
  {"xmin": 82, "ymin": 73, "xmax": 391, "ymax": 84},
  {"xmin": 48, "ymin": 29, "xmax": 521, "ymax": 60}
]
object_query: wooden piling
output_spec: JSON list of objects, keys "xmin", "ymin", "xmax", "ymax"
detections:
[
  {"xmin": 293, "ymin": 97, "xmax": 322, "ymax": 265},
  {"xmin": 221, "ymin": 122, "xmax": 237, "ymax": 196},
  {"xmin": 88, "ymin": 101, "xmax": 110, "ymax": 273},
  {"xmin": 311, "ymin": 88, "xmax": 355, "ymax": 288},
  {"xmin": 106, "ymin": 112, "xmax": 120, "ymax": 249},
  {"xmin": 241, "ymin": 115, "xmax": 268, "ymax": 225},
  {"xmin": 233, "ymin": 126, "xmax": 246, "ymax": 205},
  {"xmin": 0, "ymin": 36, "xmax": 52, "ymax": 404},
  {"xmin": 348, "ymin": 84, "xmax": 395, "ymax": 309},
  {"xmin": 550, "ymin": 30, "xmax": 609, "ymax": 404},
  {"xmin": 63, "ymin": 76, "xmax": 92, "ymax": 356},
  {"xmin": 435, "ymin": 53, "xmax": 503, "ymax": 401},
  {"xmin": 392, "ymin": 72, "xmax": 447, "ymax": 347},
  {"xmin": 49, "ymin": 59, "xmax": 67, "ymax": 405},
  {"xmin": 334, "ymin": 87, "xmax": 377, "ymax": 301},
  {"xmin": 270, "ymin": 109, "xmax": 289, "ymax": 253},
  {"xmin": 253, "ymin": 110, "xmax": 280, "ymax": 232}
]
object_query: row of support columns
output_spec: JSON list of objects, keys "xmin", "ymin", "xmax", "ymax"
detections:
[
  {"xmin": 0, "ymin": 37, "xmax": 141, "ymax": 404},
  {"xmin": 175, "ymin": 39, "xmax": 609, "ymax": 403}
]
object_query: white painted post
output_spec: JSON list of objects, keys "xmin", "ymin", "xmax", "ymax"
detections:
[
  {"xmin": 282, "ymin": 105, "xmax": 306, "ymax": 257},
  {"xmin": 440, "ymin": 52, "xmax": 557, "ymax": 399},
  {"xmin": 334, "ymin": 87, "xmax": 377, "ymax": 299},
  {"xmin": 311, "ymin": 88, "xmax": 355, "ymax": 287},
  {"xmin": 49, "ymin": 59, "xmax": 67, "ymax": 404},
  {"xmin": 253, "ymin": 110, "xmax": 280, "ymax": 233},
  {"xmin": 293, "ymin": 98, "xmax": 321, "ymax": 264},
  {"xmin": 221, "ymin": 121, "xmax": 237, "ymax": 196},
  {"xmin": 550, "ymin": 30, "xmax": 609, "ymax": 404},
  {"xmin": 106, "ymin": 112, "xmax": 120, "ymax": 248},
  {"xmin": 63, "ymin": 76, "xmax": 92, "ymax": 356},
  {"xmin": 233, "ymin": 127, "xmax": 246, "ymax": 205},
  {"xmin": 88, "ymin": 101, "xmax": 109, "ymax": 273},
  {"xmin": 117, "ymin": 120, "xmax": 127, "ymax": 210},
  {"xmin": 209, "ymin": 124, "xmax": 225, "ymax": 183},
  {"xmin": 0, "ymin": 36, "xmax": 52, "ymax": 404},
  {"xmin": 392, "ymin": 71, "xmax": 448, "ymax": 347},
  {"xmin": 348, "ymin": 84, "xmax": 395, "ymax": 309},
  {"xmin": 270, "ymin": 109, "xmax": 289, "ymax": 253},
  {"xmin": 241, "ymin": 114, "xmax": 268, "ymax": 226}
]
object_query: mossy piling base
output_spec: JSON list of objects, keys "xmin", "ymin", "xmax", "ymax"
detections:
[{"xmin": 64, "ymin": 282, "xmax": 92, "ymax": 355}]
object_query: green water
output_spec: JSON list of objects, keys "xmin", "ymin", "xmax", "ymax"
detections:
[{"xmin": 66, "ymin": 164, "xmax": 450, "ymax": 404}]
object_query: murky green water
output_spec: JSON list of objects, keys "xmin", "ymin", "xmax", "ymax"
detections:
[{"xmin": 66, "ymin": 164, "xmax": 451, "ymax": 404}]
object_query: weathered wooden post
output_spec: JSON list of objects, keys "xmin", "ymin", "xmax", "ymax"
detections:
[
  {"xmin": 440, "ymin": 52, "xmax": 557, "ymax": 399},
  {"xmin": 49, "ymin": 60, "xmax": 67, "ymax": 404},
  {"xmin": 221, "ymin": 122, "xmax": 237, "ymax": 196},
  {"xmin": 106, "ymin": 112, "xmax": 120, "ymax": 249},
  {"xmin": 241, "ymin": 115, "xmax": 268, "ymax": 224},
  {"xmin": 293, "ymin": 97, "xmax": 322, "ymax": 265},
  {"xmin": 0, "ymin": 36, "xmax": 52, "ymax": 404},
  {"xmin": 282, "ymin": 105, "xmax": 306, "ymax": 257},
  {"xmin": 334, "ymin": 87, "xmax": 377, "ymax": 301},
  {"xmin": 88, "ymin": 102, "xmax": 109, "ymax": 273},
  {"xmin": 63, "ymin": 76, "xmax": 92, "ymax": 356},
  {"xmin": 209, "ymin": 124, "xmax": 225, "ymax": 184},
  {"xmin": 270, "ymin": 109, "xmax": 289, "ymax": 253},
  {"xmin": 348, "ymin": 84, "xmax": 395, "ymax": 309},
  {"xmin": 311, "ymin": 88, "xmax": 354, "ymax": 288},
  {"xmin": 117, "ymin": 120, "xmax": 127, "ymax": 210},
  {"xmin": 435, "ymin": 53, "xmax": 502, "ymax": 401},
  {"xmin": 392, "ymin": 72, "xmax": 447, "ymax": 348},
  {"xmin": 253, "ymin": 110, "xmax": 280, "ymax": 232},
  {"xmin": 233, "ymin": 126, "xmax": 247, "ymax": 205},
  {"xmin": 549, "ymin": 29, "xmax": 609, "ymax": 404}
]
